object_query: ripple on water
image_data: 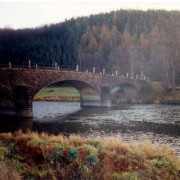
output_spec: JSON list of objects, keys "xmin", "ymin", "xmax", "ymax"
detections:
[{"xmin": 33, "ymin": 102, "xmax": 180, "ymax": 155}]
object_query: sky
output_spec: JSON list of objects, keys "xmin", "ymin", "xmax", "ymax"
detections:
[{"xmin": 0, "ymin": 0, "xmax": 180, "ymax": 29}]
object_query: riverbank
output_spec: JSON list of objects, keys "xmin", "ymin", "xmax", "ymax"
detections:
[
  {"xmin": 142, "ymin": 92, "xmax": 180, "ymax": 105},
  {"xmin": 0, "ymin": 132, "xmax": 179, "ymax": 179},
  {"xmin": 143, "ymin": 83, "xmax": 180, "ymax": 105},
  {"xmin": 34, "ymin": 87, "xmax": 80, "ymax": 102},
  {"xmin": 112, "ymin": 82, "xmax": 180, "ymax": 105}
]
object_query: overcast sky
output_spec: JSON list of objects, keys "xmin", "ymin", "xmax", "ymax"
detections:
[{"xmin": 0, "ymin": 0, "xmax": 180, "ymax": 29}]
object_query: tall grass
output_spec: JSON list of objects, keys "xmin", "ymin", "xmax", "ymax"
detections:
[
  {"xmin": 0, "ymin": 131, "xmax": 179, "ymax": 179},
  {"xmin": 34, "ymin": 87, "xmax": 80, "ymax": 101},
  {"xmin": 0, "ymin": 162, "xmax": 21, "ymax": 180}
]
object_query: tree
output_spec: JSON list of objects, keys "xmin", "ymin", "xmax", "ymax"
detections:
[{"xmin": 166, "ymin": 17, "xmax": 180, "ymax": 92}]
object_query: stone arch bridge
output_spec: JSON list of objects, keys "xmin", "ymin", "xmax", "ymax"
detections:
[{"xmin": 0, "ymin": 68, "xmax": 148, "ymax": 117}]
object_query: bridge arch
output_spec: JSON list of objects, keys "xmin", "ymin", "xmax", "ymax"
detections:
[
  {"xmin": 33, "ymin": 79, "xmax": 101, "ymax": 107},
  {"xmin": 0, "ymin": 83, "xmax": 13, "ymax": 98},
  {"xmin": 111, "ymin": 83, "xmax": 137, "ymax": 96},
  {"xmin": 110, "ymin": 83, "xmax": 138, "ymax": 104},
  {"xmin": 0, "ymin": 83, "xmax": 14, "ymax": 113}
]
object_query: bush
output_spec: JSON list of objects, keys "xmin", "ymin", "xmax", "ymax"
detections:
[{"xmin": 0, "ymin": 132, "xmax": 179, "ymax": 179}]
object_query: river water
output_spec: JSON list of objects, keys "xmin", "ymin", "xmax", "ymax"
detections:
[
  {"xmin": 33, "ymin": 102, "xmax": 180, "ymax": 154},
  {"xmin": 0, "ymin": 102, "xmax": 180, "ymax": 154}
]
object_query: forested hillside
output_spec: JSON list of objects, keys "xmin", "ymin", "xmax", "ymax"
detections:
[{"xmin": 0, "ymin": 10, "xmax": 179, "ymax": 85}]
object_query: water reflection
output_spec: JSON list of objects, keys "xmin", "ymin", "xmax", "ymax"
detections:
[
  {"xmin": 0, "ymin": 115, "xmax": 32, "ymax": 133},
  {"xmin": 33, "ymin": 106, "xmax": 109, "ymax": 135}
]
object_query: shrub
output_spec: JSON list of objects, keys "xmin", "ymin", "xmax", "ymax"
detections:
[
  {"xmin": 0, "ymin": 132, "xmax": 179, "ymax": 179},
  {"xmin": 67, "ymin": 149, "xmax": 79, "ymax": 160},
  {"xmin": 85, "ymin": 154, "xmax": 98, "ymax": 166}
]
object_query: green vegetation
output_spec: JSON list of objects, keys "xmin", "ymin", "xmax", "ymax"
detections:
[
  {"xmin": 0, "ymin": 132, "xmax": 179, "ymax": 179},
  {"xmin": 111, "ymin": 82, "xmax": 180, "ymax": 105},
  {"xmin": 146, "ymin": 82, "xmax": 165, "ymax": 94},
  {"xmin": 34, "ymin": 87, "xmax": 80, "ymax": 101},
  {"xmin": 140, "ymin": 92, "xmax": 180, "ymax": 105},
  {"xmin": 141, "ymin": 83, "xmax": 180, "ymax": 104}
]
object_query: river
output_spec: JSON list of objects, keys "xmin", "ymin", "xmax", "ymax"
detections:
[{"xmin": 0, "ymin": 102, "xmax": 180, "ymax": 154}]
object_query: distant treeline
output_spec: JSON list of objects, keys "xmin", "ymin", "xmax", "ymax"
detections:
[{"xmin": 0, "ymin": 10, "xmax": 180, "ymax": 84}]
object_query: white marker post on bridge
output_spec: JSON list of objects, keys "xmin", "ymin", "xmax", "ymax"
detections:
[
  {"xmin": 28, "ymin": 60, "xmax": 31, "ymax": 69},
  {"xmin": 9, "ymin": 62, "xmax": 11, "ymax": 69},
  {"xmin": 55, "ymin": 62, "xmax": 57, "ymax": 69},
  {"xmin": 93, "ymin": 67, "xmax": 95, "ymax": 73},
  {"xmin": 103, "ymin": 68, "xmax": 105, "ymax": 75},
  {"xmin": 126, "ymin": 72, "xmax": 129, "ymax": 78},
  {"xmin": 76, "ymin": 64, "xmax": 79, "ymax": 71}
]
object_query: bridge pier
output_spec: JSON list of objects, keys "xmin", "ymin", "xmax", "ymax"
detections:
[
  {"xmin": 14, "ymin": 85, "xmax": 33, "ymax": 117},
  {"xmin": 80, "ymin": 95, "xmax": 102, "ymax": 107},
  {"xmin": 101, "ymin": 86, "xmax": 112, "ymax": 107},
  {"xmin": 80, "ymin": 86, "xmax": 112, "ymax": 107}
]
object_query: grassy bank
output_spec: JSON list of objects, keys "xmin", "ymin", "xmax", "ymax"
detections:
[
  {"xmin": 140, "ymin": 83, "xmax": 180, "ymax": 105},
  {"xmin": 144, "ymin": 83, "xmax": 180, "ymax": 105},
  {"xmin": 143, "ymin": 92, "xmax": 180, "ymax": 105},
  {"xmin": 0, "ymin": 132, "xmax": 179, "ymax": 179},
  {"xmin": 112, "ymin": 82, "xmax": 180, "ymax": 105},
  {"xmin": 34, "ymin": 87, "xmax": 80, "ymax": 102}
]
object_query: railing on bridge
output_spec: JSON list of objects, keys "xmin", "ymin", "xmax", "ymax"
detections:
[{"xmin": 0, "ymin": 62, "xmax": 149, "ymax": 81}]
